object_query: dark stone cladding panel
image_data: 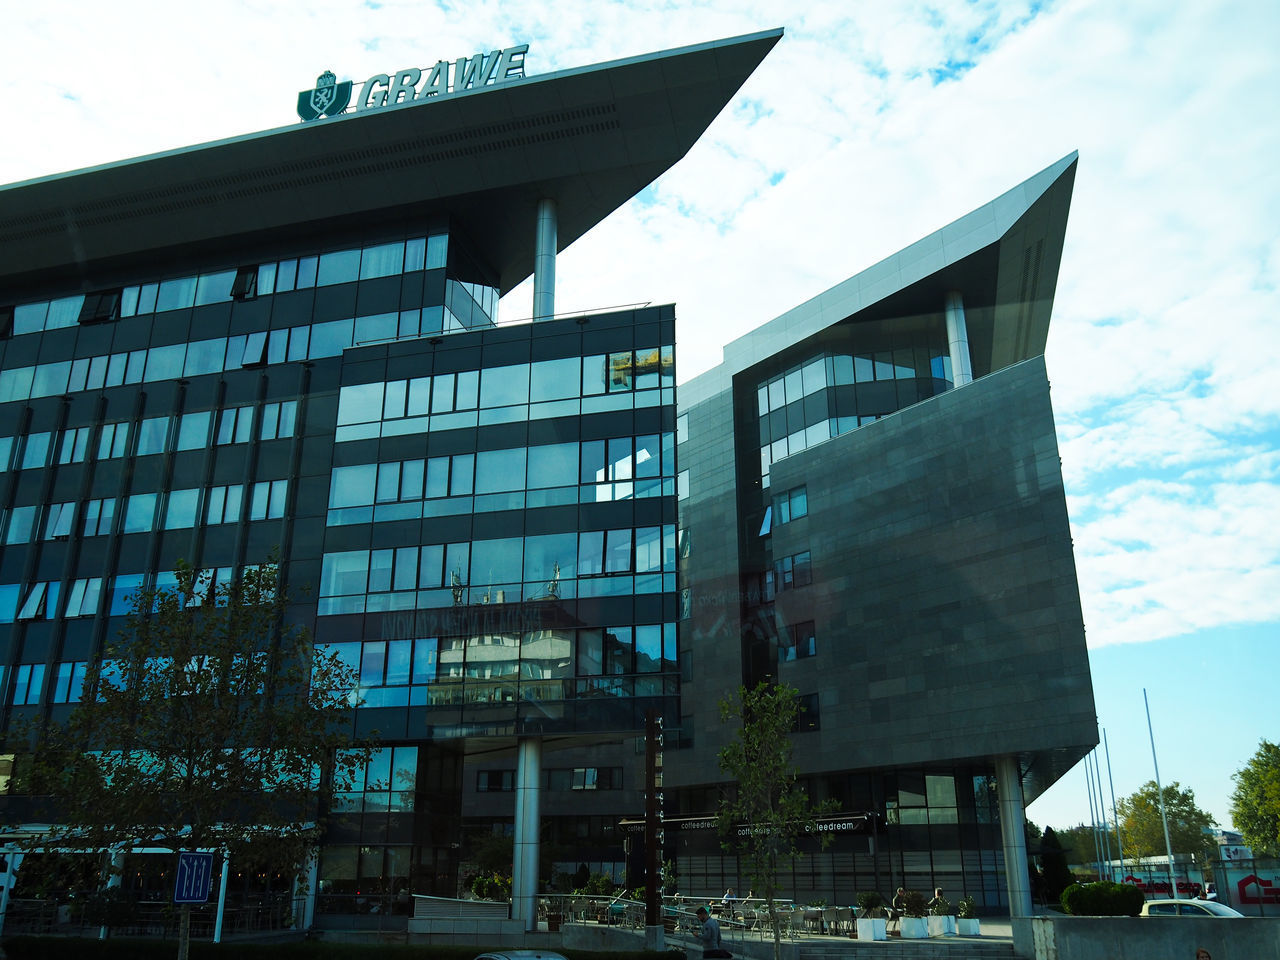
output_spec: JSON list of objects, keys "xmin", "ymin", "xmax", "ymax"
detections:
[{"xmin": 765, "ymin": 356, "xmax": 1095, "ymax": 774}]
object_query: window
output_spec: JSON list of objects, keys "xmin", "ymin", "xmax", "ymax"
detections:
[
  {"xmin": 164, "ymin": 488, "xmax": 201, "ymax": 529},
  {"xmin": 21, "ymin": 432, "xmax": 51, "ymax": 469},
  {"xmin": 123, "ymin": 493, "xmax": 157, "ymax": 533},
  {"xmin": 775, "ymin": 551, "xmax": 812, "ymax": 590},
  {"xmin": 17, "ymin": 581, "xmax": 60, "ymax": 620},
  {"xmin": 375, "ymin": 460, "xmax": 424, "ymax": 503},
  {"xmin": 425, "ymin": 454, "xmax": 474, "ymax": 497},
  {"xmin": 58, "ymin": 426, "xmax": 92, "ymax": 464},
  {"xmin": 547, "ymin": 767, "xmax": 623, "ymax": 791},
  {"xmin": 794, "ymin": 693, "xmax": 820, "ymax": 732},
  {"xmin": 82, "ymin": 498, "xmax": 116, "ymax": 536},
  {"xmin": 477, "ymin": 770, "xmax": 514, "ymax": 792},
  {"xmin": 64, "ymin": 578, "xmax": 103, "ymax": 617},
  {"xmin": 10, "ymin": 664, "xmax": 45, "ymax": 706},
  {"xmin": 51, "ymin": 661, "xmax": 88, "ymax": 703},
  {"xmin": 779, "ymin": 621, "xmax": 816, "ymax": 662},
  {"xmin": 230, "ymin": 265, "xmax": 259, "ymax": 301},
  {"xmin": 77, "ymin": 290, "xmax": 121, "ymax": 325},
  {"xmin": 773, "ymin": 485, "xmax": 808, "ymax": 524},
  {"xmin": 175, "ymin": 412, "xmax": 211, "ymax": 451},
  {"xmin": 217, "ymin": 406, "xmax": 254, "ymax": 444},
  {"xmin": 259, "ymin": 401, "xmax": 297, "ymax": 440},
  {"xmin": 98, "ymin": 422, "xmax": 130, "ymax": 459},
  {"xmin": 250, "ymin": 480, "xmax": 288, "ymax": 520},
  {"xmin": 41, "ymin": 501, "xmax": 76, "ymax": 539},
  {"xmin": 205, "ymin": 485, "xmax": 243, "ymax": 524},
  {"xmin": 4, "ymin": 506, "xmax": 37, "ymax": 544},
  {"xmin": 135, "ymin": 417, "xmax": 169, "ymax": 456}
]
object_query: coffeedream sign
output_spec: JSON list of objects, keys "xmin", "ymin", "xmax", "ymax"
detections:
[{"xmin": 297, "ymin": 44, "xmax": 529, "ymax": 122}]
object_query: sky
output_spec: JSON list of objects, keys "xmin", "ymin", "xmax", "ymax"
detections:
[{"xmin": 2, "ymin": 0, "xmax": 1277, "ymax": 837}]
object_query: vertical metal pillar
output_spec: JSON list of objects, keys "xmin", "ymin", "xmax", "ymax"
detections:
[
  {"xmin": 301, "ymin": 853, "xmax": 319, "ymax": 931},
  {"xmin": 213, "ymin": 854, "xmax": 230, "ymax": 942},
  {"xmin": 533, "ymin": 198, "xmax": 557, "ymax": 321},
  {"xmin": 101, "ymin": 849, "xmax": 123, "ymax": 940},
  {"xmin": 944, "ymin": 292, "xmax": 974, "ymax": 386},
  {"xmin": 0, "ymin": 850, "xmax": 21, "ymax": 937},
  {"xmin": 996, "ymin": 755, "xmax": 1033, "ymax": 917},
  {"xmin": 512, "ymin": 737, "xmax": 543, "ymax": 930}
]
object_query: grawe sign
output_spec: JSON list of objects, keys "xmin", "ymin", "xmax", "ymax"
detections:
[{"xmin": 298, "ymin": 45, "xmax": 529, "ymax": 121}]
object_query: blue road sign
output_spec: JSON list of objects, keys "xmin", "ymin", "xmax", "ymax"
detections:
[{"xmin": 173, "ymin": 851, "xmax": 215, "ymax": 904}]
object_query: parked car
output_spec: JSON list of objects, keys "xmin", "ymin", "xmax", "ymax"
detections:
[{"xmin": 1140, "ymin": 899, "xmax": 1244, "ymax": 917}]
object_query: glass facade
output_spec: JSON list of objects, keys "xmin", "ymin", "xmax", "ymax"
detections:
[{"xmin": 0, "ymin": 216, "xmax": 679, "ymax": 905}]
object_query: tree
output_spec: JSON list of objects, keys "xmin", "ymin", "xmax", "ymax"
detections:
[
  {"xmin": 717, "ymin": 681, "xmax": 837, "ymax": 960},
  {"xmin": 1231, "ymin": 739, "xmax": 1280, "ymax": 857},
  {"xmin": 1116, "ymin": 780, "xmax": 1216, "ymax": 862},
  {"xmin": 7, "ymin": 563, "xmax": 369, "ymax": 960},
  {"xmin": 1040, "ymin": 827, "xmax": 1076, "ymax": 901}
]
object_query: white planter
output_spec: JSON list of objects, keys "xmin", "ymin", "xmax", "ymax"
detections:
[
  {"xmin": 926, "ymin": 915, "xmax": 947, "ymax": 936},
  {"xmin": 957, "ymin": 917, "xmax": 981, "ymax": 936},
  {"xmin": 900, "ymin": 916, "xmax": 928, "ymax": 939},
  {"xmin": 856, "ymin": 917, "xmax": 887, "ymax": 941}
]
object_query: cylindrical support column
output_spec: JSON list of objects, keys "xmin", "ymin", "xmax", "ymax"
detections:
[
  {"xmin": 944, "ymin": 291, "xmax": 974, "ymax": 387},
  {"xmin": 512, "ymin": 737, "xmax": 543, "ymax": 930},
  {"xmin": 300, "ymin": 853, "xmax": 319, "ymax": 932},
  {"xmin": 213, "ymin": 854, "xmax": 230, "ymax": 942},
  {"xmin": 533, "ymin": 198, "xmax": 557, "ymax": 321},
  {"xmin": 996, "ymin": 755, "xmax": 1033, "ymax": 918}
]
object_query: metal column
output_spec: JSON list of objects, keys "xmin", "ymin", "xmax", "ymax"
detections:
[
  {"xmin": 996, "ymin": 754, "xmax": 1033, "ymax": 917},
  {"xmin": 512, "ymin": 737, "xmax": 543, "ymax": 930},
  {"xmin": 533, "ymin": 199, "xmax": 557, "ymax": 321},
  {"xmin": 944, "ymin": 291, "xmax": 974, "ymax": 386}
]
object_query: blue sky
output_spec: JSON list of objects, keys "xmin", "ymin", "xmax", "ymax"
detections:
[{"xmin": 2, "ymin": 0, "xmax": 1277, "ymax": 834}]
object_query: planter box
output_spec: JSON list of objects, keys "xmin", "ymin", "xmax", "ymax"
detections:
[
  {"xmin": 927, "ymin": 915, "xmax": 955, "ymax": 936},
  {"xmin": 957, "ymin": 917, "xmax": 980, "ymax": 936},
  {"xmin": 855, "ymin": 917, "xmax": 886, "ymax": 941},
  {"xmin": 900, "ymin": 916, "xmax": 928, "ymax": 939}
]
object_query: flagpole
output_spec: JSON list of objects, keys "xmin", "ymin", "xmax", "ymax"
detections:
[{"xmin": 1144, "ymin": 688, "xmax": 1178, "ymax": 898}]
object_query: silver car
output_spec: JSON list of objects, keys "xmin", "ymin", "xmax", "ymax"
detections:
[{"xmin": 1140, "ymin": 899, "xmax": 1244, "ymax": 917}]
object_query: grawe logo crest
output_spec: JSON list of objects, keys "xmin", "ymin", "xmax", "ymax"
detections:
[{"xmin": 297, "ymin": 70, "xmax": 353, "ymax": 122}]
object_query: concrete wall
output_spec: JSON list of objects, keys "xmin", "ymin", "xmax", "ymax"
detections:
[{"xmin": 1014, "ymin": 915, "xmax": 1280, "ymax": 960}]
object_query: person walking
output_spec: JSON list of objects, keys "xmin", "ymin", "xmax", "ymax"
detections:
[{"xmin": 696, "ymin": 905, "xmax": 730, "ymax": 958}]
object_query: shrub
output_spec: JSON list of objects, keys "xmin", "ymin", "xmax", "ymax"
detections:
[
  {"xmin": 901, "ymin": 890, "xmax": 928, "ymax": 918},
  {"xmin": 856, "ymin": 891, "xmax": 884, "ymax": 916},
  {"xmin": 957, "ymin": 895, "xmax": 977, "ymax": 919},
  {"xmin": 929, "ymin": 896, "xmax": 951, "ymax": 916},
  {"xmin": 1059, "ymin": 881, "xmax": 1145, "ymax": 917}
]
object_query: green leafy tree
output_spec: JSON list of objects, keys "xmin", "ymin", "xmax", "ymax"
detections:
[
  {"xmin": 717, "ymin": 681, "xmax": 837, "ymax": 960},
  {"xmin": 6, "ymin": 562, "xmax": 370, "ymax": 960},
  {"xmin": 1231, "ymin": 739, "xmax": 1280, "ymax": 856},
  {"xmin": 1116, "ymin": 780, "xmax": 1216, "ymax": 862}
]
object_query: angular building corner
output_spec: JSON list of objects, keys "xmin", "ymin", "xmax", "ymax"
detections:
[{"xmin": 667, "ymin": 152, "xmax": 1096, "ymax": 914}]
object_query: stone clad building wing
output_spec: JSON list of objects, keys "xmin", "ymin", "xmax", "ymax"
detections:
[{"xmin": 667, "ymin": 153, "xmax": 1095, "ymax": 909}]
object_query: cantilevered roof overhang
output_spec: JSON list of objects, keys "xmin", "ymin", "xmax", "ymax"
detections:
[
  {"xmin": 0, "ymin": 28, "xmax": 782, "ymax": 298},
  {"xmin": 684, "ymin": 151, "xmax": 1078, "ymax": 406}
]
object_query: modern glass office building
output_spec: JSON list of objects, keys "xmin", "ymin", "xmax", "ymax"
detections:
[{"xmin": 0, "ymin": 24, "xmax": 1096, "ymax": 931}]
